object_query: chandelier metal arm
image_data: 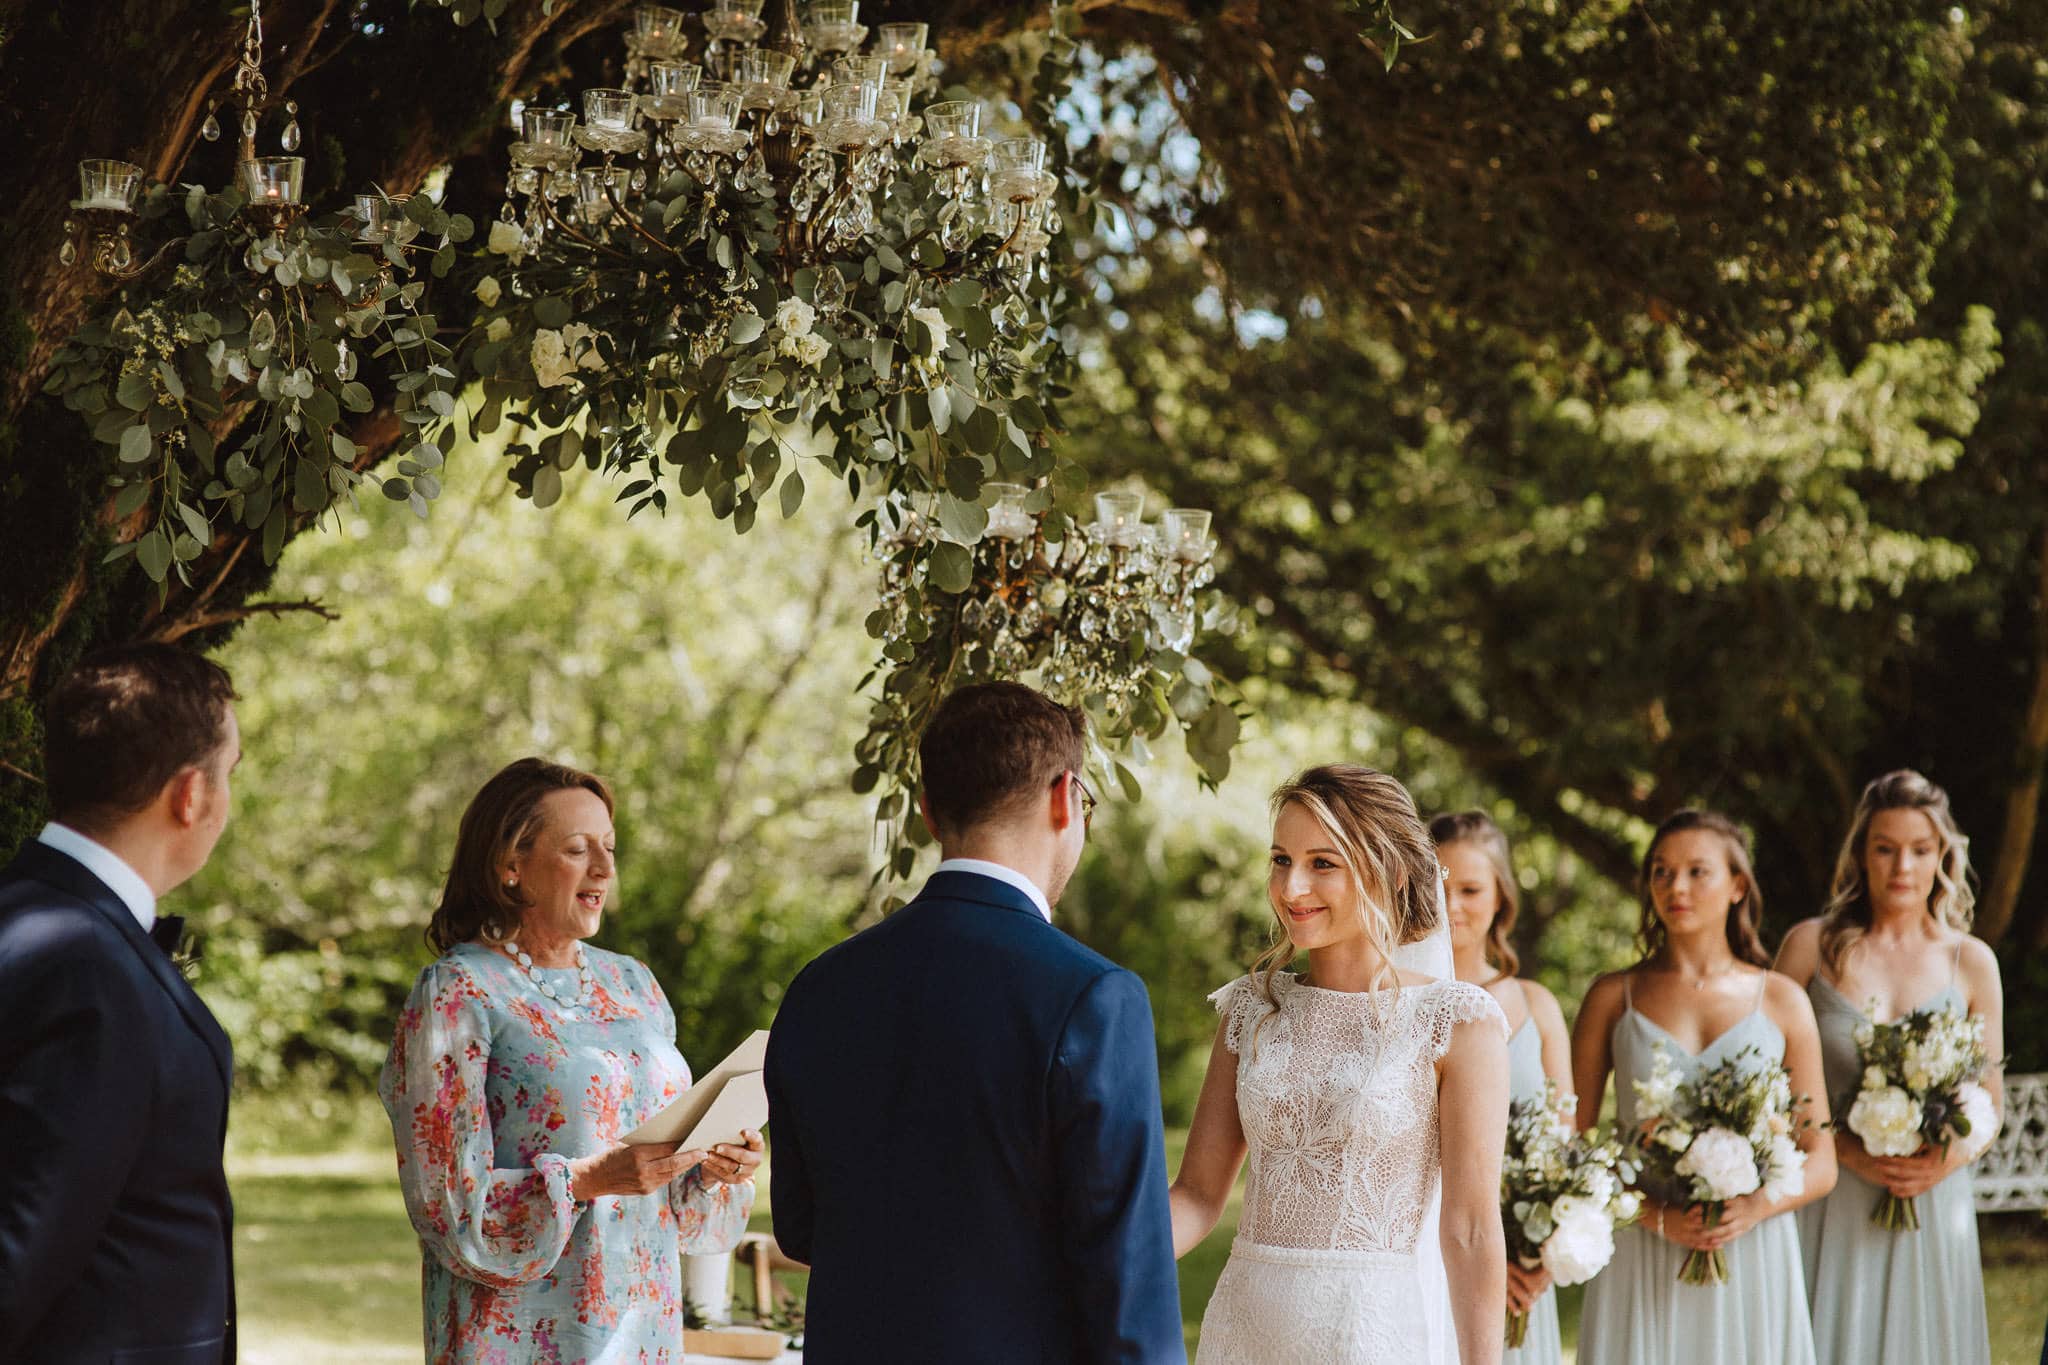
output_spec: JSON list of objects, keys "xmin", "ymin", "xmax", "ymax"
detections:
[
  {"xmin": 597, "ymin": 167, "xmax": 692, "ymax": 264},
  {"xmin": 534, "ymin": 192, "xmax": 645, "ymax": 267}
]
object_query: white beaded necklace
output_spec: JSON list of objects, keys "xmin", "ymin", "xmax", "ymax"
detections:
[{"xmin": 501, "ymin": 939, "xmax": 595, "ymax": 1011}]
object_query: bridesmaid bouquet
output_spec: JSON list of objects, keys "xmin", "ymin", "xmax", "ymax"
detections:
[
  {"xmin": 1843, "ymin": 1002, "xmax": 1995, "ymax": 1232},
  {"xmin": 1500, "ymin": 1084, "xmax": 1640, "ymax": 1346},
  {"xmin": 1628, "ymin": 1046, "xmax": 1809, "ymax": 1285}
]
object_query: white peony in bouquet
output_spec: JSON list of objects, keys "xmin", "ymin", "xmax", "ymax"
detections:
[
  {"xmin": 1628, "ymin": 1045, "xmax": 1810, "ymax": 1285},
  {"xmin": 1844, "ymin": 1002, "xmax": 1995, "ymax": 1231},
  {"xmin": 1501, "ymin": 1084, "xmax": 1640, "ymax": 1345}
]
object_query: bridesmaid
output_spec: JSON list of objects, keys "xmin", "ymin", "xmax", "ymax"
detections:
[
  {"xmin": 1433, "ymin": 812, "xmax": 1573, "ymax": 1365},
  {"xmin": 1774, "ymin": 770, "xmax": 2003, "ymax": 1365},
  {"xmin": 1571, "ymin": 810, "xmax": 1836, "ymax": 1365}
]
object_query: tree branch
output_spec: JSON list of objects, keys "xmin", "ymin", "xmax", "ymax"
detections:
[{"xmin": 145, "ymin": 598, "xmax": 340, "ymax": 644}]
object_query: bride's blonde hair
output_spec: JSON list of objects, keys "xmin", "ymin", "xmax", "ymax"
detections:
[{"xmin": 1252, "ymin": 764, "xmax": 1444, "ymax": 1015}]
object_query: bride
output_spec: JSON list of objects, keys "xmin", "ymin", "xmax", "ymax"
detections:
[{"xmin": 1170, "ymin": 764, "xmax": 1510, "ymax": 1364}]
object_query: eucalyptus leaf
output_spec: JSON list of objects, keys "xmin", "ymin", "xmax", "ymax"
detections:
[{"xmin": 928, "ymin": 540, "xmax": 973, "ymax": 593}]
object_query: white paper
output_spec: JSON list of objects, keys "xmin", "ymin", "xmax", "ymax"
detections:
[
  {"xmin": 680, "ymin": 1070, "xmax": 767, "ymax": 1152},
  {"xmin": 623, "ymin": 1029, "xmax": 770, "ymax": 1146}
]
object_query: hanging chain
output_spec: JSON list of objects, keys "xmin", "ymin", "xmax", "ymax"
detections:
[{"xmin": 231, "ymin": 0, "xmax": 269, "ymax": 160}]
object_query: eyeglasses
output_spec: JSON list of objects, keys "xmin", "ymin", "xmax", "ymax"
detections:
[{"xmin": 1055, "ymin": 770, "xmax": 1098, "ymax": 830}]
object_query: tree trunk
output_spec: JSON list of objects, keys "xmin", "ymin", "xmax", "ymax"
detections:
[{"xmin": 1981, "ymin": 530, "xmax": 2048, "ymax": 945}]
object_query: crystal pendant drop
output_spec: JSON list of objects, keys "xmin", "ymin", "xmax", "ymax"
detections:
[
  {"xmin": 242, "ymin": 109, "xmax": 258, "ymax": 141},
  {"xmin": 631, "ymin": 167, "xmax": 646, "ymax": 192},
  {"xmin": 499, "ymin": 200, "xmax": 518, "ymax": 223},
  {"xmin": 201, "ymin": 110, "xmax": 222, "ymax": 142},
  {"xmin": 814, "ymin": 264, "xmax": 847, "ymax": 312},
  {"xmin": 58, "ymin": 237, "xmax": 77, "ymax": 266},
  {"xmin": 110, "ymin": 238, "xmax": 133, "ymax": 271},
  {"xmin": 281, "ymin": 120, "xmax": 301, "ymax": 152}
]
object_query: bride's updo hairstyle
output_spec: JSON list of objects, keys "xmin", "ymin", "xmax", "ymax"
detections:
[
  {"xmin": 1254, "ymin": 764, "xmax": 1444, "ymax": 1012},
  {"xmin": 1818, "ymin": 769, "xmax": 1975, "ymax": 979}
]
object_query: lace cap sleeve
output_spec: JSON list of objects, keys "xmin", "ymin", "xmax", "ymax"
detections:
[
  {"xmin": 1208, "ymin": 974, "xmax": 1264, "ymax": 1054},
  {"xmin": 1425, "ymin": 979, "xmax": 1510, "ymax": 1061}
]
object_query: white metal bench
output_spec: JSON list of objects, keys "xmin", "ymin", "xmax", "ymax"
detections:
[{"xmin": 1975, "ymin": 1073, "xmax": 2048, "ymax": 1213}]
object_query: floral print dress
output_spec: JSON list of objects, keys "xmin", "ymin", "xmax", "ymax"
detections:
[{"xmin": 380, "ymin": 941, "xmax": 753, "ymax": 1364}]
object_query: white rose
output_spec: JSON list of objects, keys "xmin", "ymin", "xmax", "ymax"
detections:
[
  {"xmin": 1760, "ymin": 1133, "xmax": 1806, "ymax": 1203},
  {"xmin": 530, "ymin": 328, "xmax": 576, "ymax": 387},
  {"xmin": 1540, "ymin": 1196, "xmax": 1616, "ymax": 1287},
  {"xmin": 486, "ymin": 220, "xmax": 525, "ymax": 260},
  {"xmin": 775, "ymin": 297, "xmax": 816, "ymax": 338},
  {"xmin": 475, "ymin": 274, "xmax": 502, "ymax": 307},
  {"xmin": 1674, "ymin": 1126, "xmax": 1761, "ymax": 1200},
  {"xmin": 1949, "ymin": 1082, "xmax": 2000, "ymax": 1161},
  {"xmin": 485, "ymin": 317, "xmax": 512, "ymax": 342},
  {"xmin": 910, "ymin": 304, "xmax": 950, "ymax": 355},
  {"xmin": 1847, "ymin": 1084, "xmax": 1924, "ymax": 1158},
  {"xmin": 559, "ymin": 321, "xmax": 607, "ymax": 371},
  {"xmin": 1657, "ymin": 1124, "xmax": 1693, "ymax": 1153}
]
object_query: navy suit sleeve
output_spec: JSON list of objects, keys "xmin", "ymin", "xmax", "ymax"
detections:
[
  {"xmin": 764, "ymin": 995, "xmax": 814, "ymax": 1265},
  {"xmin": 0, "ymin": 930, "xmax": 154, "ymax": 1353},
  {"xmin": 1049, "ymin": 968, "xmax": 1186, "ymax": 1364}
]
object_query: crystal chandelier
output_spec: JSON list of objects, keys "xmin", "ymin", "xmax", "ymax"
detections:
[{"xmin": 495, "ymin": 1, "xmax": 1061, "ymax": 295}]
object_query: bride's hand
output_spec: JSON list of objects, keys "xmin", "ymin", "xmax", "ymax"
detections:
[{"xmin": 1505, "ymin": 1262, "xmax": 1552, "ymax": 1313}]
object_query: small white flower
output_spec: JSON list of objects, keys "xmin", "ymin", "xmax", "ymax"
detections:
[
  {"xmin": 775, "ymin": 297, "xmax": 816, "ymax": 338},
  {"xmin": 779, "ymin": 331, "xmax": 831, "ymax": 367},
  {"xmin": 1675, "ymin": 1126, "xmax": 1761, "ymax": 1200},
  {"xmin": 1583, "ymin": 1165, "xmax": 1618, "ymax": 1205},
  {"xmin": 910, "ymin": 304, "xmax": 950, "ymax": 356},
  {"xmin": 1656, "ymin": 1123, "xmax": 1693, "ymax": 1153},
  {"xmin": 1949, "ymin": 1082, "xmax": 2000, "ymax": 1161},
  {"xmin": 486, "ymin": 220, "xmax": 525, "ymax": 260},
  {"xmin": 559, "ymin": 321, "xmax": 607, "ymax": 371},
  {"xmin": 1862, "ymin": 1066, "xmax": 1889, "ymax": 1092},
  {"xmin": 485, "ymin": 317, "xmax": 512, "ymax": 343},
  {"xmin": 1614, "ymin": 1189, "xmax": 1643, "ymax": 1221},
  {"xmin": 1541, "ymin": 1196, "xmax": 1616, "ymax": 1286},
  {"xmin": 475, "ymin": 274, "xmax": 502, "ymax": 307},
  {"xmin": 1760, "ymin": 1133, "xmax": 1806, "ymax": 1203},
  {"xmin": 1847, "ymin": 1084, "xmax": 1924, "ymax": 1158}
]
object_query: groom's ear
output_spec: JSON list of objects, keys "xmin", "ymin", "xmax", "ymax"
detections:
[{"xmin": 917, "ymin": 790, "xmax": 940, "ymax": 843}]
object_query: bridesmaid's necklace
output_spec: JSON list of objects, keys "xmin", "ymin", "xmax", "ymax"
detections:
[{"xmin": 501, "ymin": 939, "xmax": 594, "ymax": 1010}]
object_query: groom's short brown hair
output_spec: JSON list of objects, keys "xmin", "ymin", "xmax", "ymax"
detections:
[{"xmin": 919, "ymin": 682, "xmax": 1087, "ymax": 838}]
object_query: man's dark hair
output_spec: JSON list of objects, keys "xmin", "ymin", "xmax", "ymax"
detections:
[
  {"xmin": 918, "ymin": 682, "xmax": 1087, "ymax": 838},
  {"xmin": 43, "ymin": 644, "xmax": 238, "ymax": 831}
]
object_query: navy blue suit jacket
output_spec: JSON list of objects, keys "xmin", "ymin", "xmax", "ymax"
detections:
[
  {"xmin": 765, "ymin": 870, "xmax": 1184, "ymax": 1364},
  {"xmin": 0, "ymin": 841, "xmax": 236, "ymax": 1364}
]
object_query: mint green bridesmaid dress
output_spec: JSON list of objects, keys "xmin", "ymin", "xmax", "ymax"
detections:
[
  {"xmin": 1797, "ymin": 945, "xmax": 1991, "ymax": 1365},
  {"xmin": 1503, "ymin": 996, "xmax": 1563, "ymax": 1365},
  {"xmin": 1576, "ymin": 974, "xmax": 1818, "ymax": 1365}
]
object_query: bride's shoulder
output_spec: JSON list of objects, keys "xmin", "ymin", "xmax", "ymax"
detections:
[
  {"xmin": 1415, "ymin": 977, "xmax": 1510, "ymax": 1048},
  {"xmin": 1208, "ymin": 972, "xmax": 1277, "ymax": 1054}
]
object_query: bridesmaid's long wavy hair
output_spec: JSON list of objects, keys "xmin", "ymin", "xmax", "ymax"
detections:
[
  {"xmin": 1429, "ymin": 810, "xmax": 1521, "ymax": 978},
  {"xmin": 427, "ymin": 757, "xmax": 615, "ymax": 954},
  {"xmin": 1253, "ymin": 765, "xmax": 1444, "ymax": 1013},
  {"xmin": 1818, "ymin": 770, "xmax": 1976, "ymax": 980},
  {"xmin": 1636, "ymin": 809, "xmax": 1771, "ymax": 968}
]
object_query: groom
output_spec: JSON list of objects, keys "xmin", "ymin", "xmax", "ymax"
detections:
[{"xmin": 765, "ymin": 682, "xmax": 1184, "ymax": 1363}]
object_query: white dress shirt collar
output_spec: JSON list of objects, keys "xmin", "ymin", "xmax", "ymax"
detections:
[
  {"xmin": 37, "ymin": 821, "xmax": 157, "ymax": 933},
  {"xmin": 933, "ymin": 857, "xmax": 1052, "ymax": 923}
]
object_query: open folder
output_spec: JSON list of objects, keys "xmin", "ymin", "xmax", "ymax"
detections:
[{"xmin": 623, "ymin": 1028, "xmax": 770, "ymax": 1150}]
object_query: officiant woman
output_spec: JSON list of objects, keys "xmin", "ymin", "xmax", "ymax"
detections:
[{"xmin": 379, "ymin": 757, "xmax": 761, "ymax": 1363}]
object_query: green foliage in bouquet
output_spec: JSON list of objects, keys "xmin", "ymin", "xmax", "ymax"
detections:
[
  {"xmin": 41, "ymin": 186, "xmax": 464, "ymax": 584},
  {"xmin": 1501, "ymin": 1083, "xmax": 1639, "ymax": 1346},
  {"xmin": 1843, "ymin": 1002, "xmax": 1993, "ymax": 1232},
  {"xmin": 1628, "ymin": 1045, "xmax": 1811, "ymax": 1286}
]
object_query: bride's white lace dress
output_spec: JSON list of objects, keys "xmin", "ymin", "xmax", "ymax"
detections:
[{"xmin": 1195, "ymin": 971, "xmax": 1506, "ymax": 1364}]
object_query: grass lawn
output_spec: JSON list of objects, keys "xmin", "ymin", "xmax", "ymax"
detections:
[{"xmin": 234, "ymin": 1107, "xmax": 2048, "ymax": 1363}]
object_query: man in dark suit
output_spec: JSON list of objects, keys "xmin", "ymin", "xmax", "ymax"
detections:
[
  {"xmin": 0, "ymin": 644, "xmax": 241, "ymax": 1363},
  {"xmin": 766, "ymin": 681, "xmax": 1184, "ymax": 1363}
]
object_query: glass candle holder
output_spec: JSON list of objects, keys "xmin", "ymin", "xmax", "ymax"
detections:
[
  {"xmin": 876, "ymin": 22, "xmax": 928, "ymax": 74},
  {"xmin": 736, "ymin": 47, "xmax": 796, "ymax": 89},
  {"xmin": 984, "ymin": 483, "xmax": 1035, "ymax": 540},
  {"xmin": 688, "ymin": 83, "xmax": 744, "ymax": 131},
  {"xmin": 832, "ymin": 55, "xmax": 890, "ymax": 90},
  {"xmin": 634, "ymin": 5, "xmax": 689, "ymax": 57},
  {"xmin": 77, "ymin": 159, "xmax": 145, "ymax": 213},
  {"xmin": 240, "ymin": 156, "xmax": 305, "ymax": 206},
  {"xmin": 990, "ymin": 137, "xmax": 1050, "ymax": 203},
  {"xmin": 796, "ymin": 90, "xmax": 826, "ymax": 128},
  {"xmin": 582, "ymin": 88, "xmax": 637, "ymax": 132},
  {"xmin": 807, "ymin": 0, "xmax": 858, "ymax": 22},
  {"xmin": 575, "ymin": 165, "xmax": 633, "ymax": 221},
  {"xmin": 1159, "ymin": 508, "xmax": 1214, "ymax": 562},
  {"xmin": 523, "ymin": 108, "xmax": 577, "ymax": 147},
  {"xmin": 804, "ymin": 0, "xmax": 864, "ymax": 53},
  {"xmin": 704, "ymin": 0, "xmax": 767, "ymax": 42},
  {"xmin": 923, "ymin": 101, "xmax": 981, "ymax": 140},
  {"xmin": 650, "ymin": 61, "xmax": 703, "ymax": 99},
  {"xmin": 354, "ymin": 192, "xmax": 411, "ymax": 242},
  {"xmin": 1094, "ymin": 491, "xmax": 1145, "ymax": 547}
]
